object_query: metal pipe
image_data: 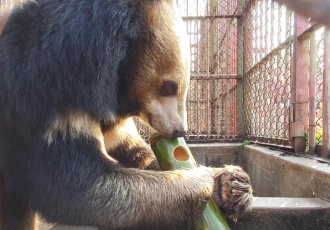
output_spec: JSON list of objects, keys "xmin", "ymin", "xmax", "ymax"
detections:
[
  {"xmin": 291, "ymin": 14, "xmax": 297, "ymax": 123},
  {"xmin": 274, "ymin": 0, "xmax": 330, "ymax": 28},
  {"xmin": 309, "ymin": 31, "xmax": 317, "ymax": 155}
]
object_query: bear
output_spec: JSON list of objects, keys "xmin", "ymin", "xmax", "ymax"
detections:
[{"xmin": 0, "ymin": 0, "xmax": 253, "ymax": 230}]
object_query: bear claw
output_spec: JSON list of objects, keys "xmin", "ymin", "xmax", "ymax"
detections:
[{"xmin": 212, "ymin": 165, "xmax": 253, "ymax": 221}]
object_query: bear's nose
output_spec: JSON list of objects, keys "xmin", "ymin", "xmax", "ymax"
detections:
[{"xmin": 172, "ymin": 129, "xmax": 187, "ymax": 138}]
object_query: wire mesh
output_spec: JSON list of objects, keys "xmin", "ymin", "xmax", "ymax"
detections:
[
  {"xmin": 178, "ymin": 0, "xmax": 244, "ymax": 142},
  {"xmin": 315, "ymin": 28, "xmax": 325, "ymax": 146},
  {"xmin": 243, "ymin": 0, "xmax": 293, "ymax": 145}
]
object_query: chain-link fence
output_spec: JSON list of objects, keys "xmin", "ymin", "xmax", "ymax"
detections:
[
  {"xmin": 243, "ymin": 0, "xmax": 293, "ymax": 146},
  {"xmin": 178, "ymin": 0, "xmax": 244, "ymax": 142},
  {"xmin": 315, "ymin": 28, "xmax": 325, "ymax": 144}
]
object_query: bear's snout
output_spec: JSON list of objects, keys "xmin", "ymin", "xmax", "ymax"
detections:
[
  {"xmin": 172, "ymin": 128, "xmax": 187, "ymax": 138},
  {"xmin": 148, "ymin": 113, "xmax": 187, "ymax": 138}
]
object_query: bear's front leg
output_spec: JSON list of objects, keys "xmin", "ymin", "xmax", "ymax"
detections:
[
  {"xmin": 31, "ymin": 135, "xmax": 217, "ymax": 230},
  {"xmin": 213, "ymin": 165, "xmax": 253, "ymax": 220},
  {"xmin": 102, "ymin": 117, "xmax": 160, "ymax": 170}
]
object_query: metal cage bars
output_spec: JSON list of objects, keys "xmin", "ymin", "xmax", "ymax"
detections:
[{"xmin": 243, "ymin": 0, "xmax": 292, "ymax": 146}]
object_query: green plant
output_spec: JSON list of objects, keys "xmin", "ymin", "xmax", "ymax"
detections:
[{"xmin": 243, "ymin": 140, "xmax": 251, "ymax": 146}]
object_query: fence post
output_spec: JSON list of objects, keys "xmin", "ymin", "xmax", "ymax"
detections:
[
  {"xmin": 290, "ymin": 14, "xmax": 309, "ymax": 153},
  {"xmin": 237, "ymin": 0, "xmax": 245, "ymax": 138},
  {"xmin": 309, "ymin": 31, "xmax": 317, "ymax": 154},
  {"xmin": 322, "ymin": 29, "xmax": 330, "ymax": 159}
]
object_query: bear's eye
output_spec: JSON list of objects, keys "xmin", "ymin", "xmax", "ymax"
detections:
[{"xmin": 160, "ymin": 80, "xmax": 178, "ymax": 96}]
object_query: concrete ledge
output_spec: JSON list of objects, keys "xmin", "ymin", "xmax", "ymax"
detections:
[
  {"xmin": 229, "ymin": 197, "xmax": 330, "ymax": 230},
  {"xmin": 242, "ymin": 145, "xmax": 330, "ymax": 200},
  {"xmin": 188, "ymin": 143, "xmax": 243, "ymax": 167}
]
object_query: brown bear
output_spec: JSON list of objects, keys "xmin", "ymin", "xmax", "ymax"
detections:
[{"xmin": 0, "ymin": 0, "xmax": 253, "ymax": 229}]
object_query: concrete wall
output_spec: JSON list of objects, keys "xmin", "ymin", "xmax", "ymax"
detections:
[
  {"xmin": 242, "ymin": 145, "xmax": 330, "ymax": 201},
  {"xmin": 189, "ymin": 143, "xmax": 330, "ymax": 230},
  {"xmin": 188, "ymin": 143, "xmax": 243, "ymax": 167},
  {"xmin": 189, "ymin": 143, "xmax": 330, "ymax": 201}
]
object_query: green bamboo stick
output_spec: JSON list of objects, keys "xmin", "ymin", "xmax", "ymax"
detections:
[{"xmin": 150, "ymin": 133, "xmax": 231, "ymax": 230}]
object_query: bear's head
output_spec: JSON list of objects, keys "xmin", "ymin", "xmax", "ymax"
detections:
[{"xmin": 130, "ymin": 0, "xmax": 190, "ymax": 139}]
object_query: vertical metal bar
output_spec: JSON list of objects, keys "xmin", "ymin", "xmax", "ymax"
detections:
[
  {"xmin": 214, "ymin": 0, "xmax": 219, "ymax": 137},
  {"xmin": 253, "ymin": 3, "xmax": 256, "ymax": 67},
  {"xmin": 283, "ymin": 9, "xmax": 292, "ymax": 141},
  {"xmin": 290, "ymin": 12, "xmax": 297, "ymax": 145},
  {"xmin": 206, "ymin": 17, "xmax": 210, "ymax": 138},
  {"xmin": 275, "ymin": 52, "xmax": 281, "ymax": 139},
  {"xmin": 259, "ymin": 1, "xmax": 263, "ymax": 62},
  {"xmin": 255, "ymin": 3, "xmax": 260, "ymax": 137},
  {"xmin": 195, "ymin": 0, "xmax": 200, "ymax": 139},
  {"xmin": 309, "ymin": 31, "xmax": 317, "ymax": 155},
  {"xmin": 237, "ymin": 0, "xmax": 245, "ymax": 138},
  {"xmin": 207, "ymin": 0, "xmax": 215, "ymax": 138},
  {"xmin": 232, "ymin": 2, "xmax": 237, "ymax": 135},
  {"xmin": 322, "ymin": 29, "xmax": 330, "ymax": 159},
  {"xmin": 187, "ymin": 17, "xmax": 192, "ymax": 138},
  {"xmin": 271, "ymin": 4, "xmax": 277, "ymax": 141},
  {"xmin": 264, "ymin": 0, "xmax": 268, "ymax": 57},
  {"xmin": 284, "ymin": 47, "xmax": 291, "ymax": 140},
  {"xmin": 276, "ymin": 1, "xmax": 280, "ymax": 50},
  {"xmin": 291, "ymin": 14, "xmax": 309, "ymax": 152},
  {"xmin": 217, "ymin": 1, "xmax": 220, "ymax": 77},
  {"xmin": 260, "ymin": 1, "xmax": 265, "ymax": 139},
  {"xmin": 262, "ymin": 63, "xmax": 267, "ymax": 139},
  {"xmin": 207, "ymin": 0, "xmax": 210, "ymax": 73},
  {"xmin": 226, "ymin": 1, "xmax": 231, "ymax": 136}
]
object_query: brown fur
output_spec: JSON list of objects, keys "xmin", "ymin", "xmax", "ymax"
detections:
[
  {"xmin": 44, "ymin": 111, "xmax": 104, "ymax": 144},
  {"xmin": 102, "ymin": 118, "xmax": 159, "ymax": 170},
  {"xmin": 102, "ymin": 118, "xmax": 142, "ymax": 152},
  {"xmin": 213, "ymin": 165, "xmax": 253, "ymax": 221},
  {"xmin": 92, "ymin": 166, "xmax": 216, "ymax": 229},
  {"xmin": 130, "ymin": 0, "xmax": 190, "ymax": 138}
]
